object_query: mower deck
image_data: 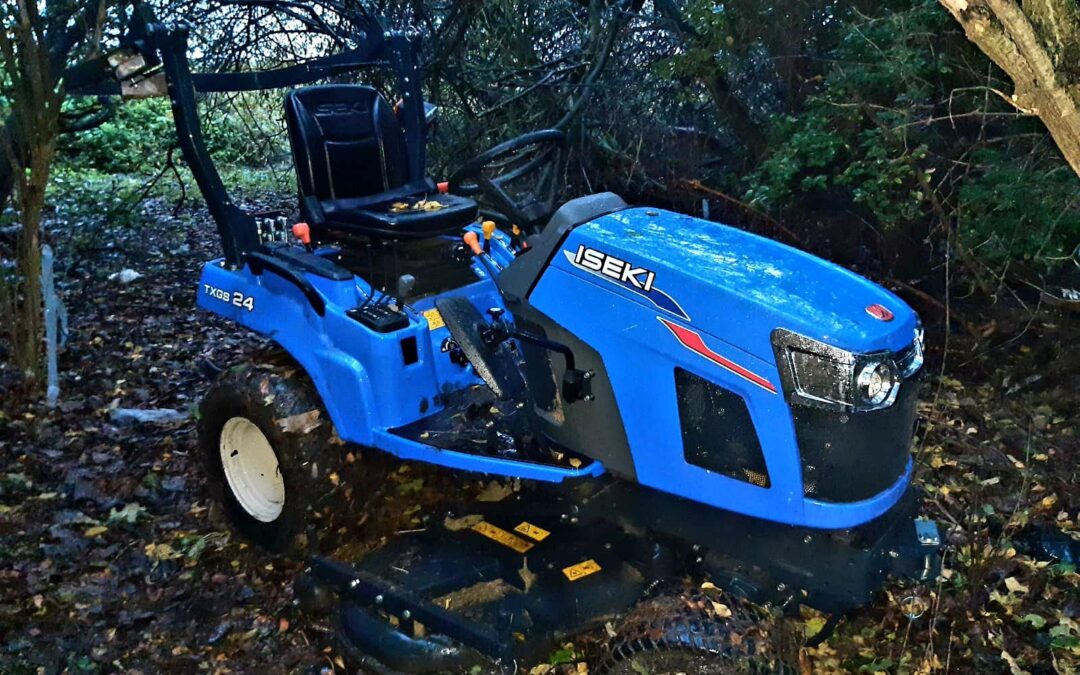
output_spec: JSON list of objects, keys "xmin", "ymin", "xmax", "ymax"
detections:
[{"xmin": 301, "ymin": 480, "xmax": 939, "ymax": 674}]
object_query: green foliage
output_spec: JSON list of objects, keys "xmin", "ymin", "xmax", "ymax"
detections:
[
  {"xmin": 61, "ymin": 99, "xmax": 176, "ymax": 174},
  {"xmin": 34, "ymin": 0, "xmax": 1080, "ymax": 286},
  {"xmin": 743, "ymin": 0, "xmax": 954, "ymax": 225},
  {"xmin": 60, "ymin": 94, "xmax": 286, "ymax": 174},
  {"xmin": 653, "ymin": 1, "xmax": 734, "ymax": 82},
  {"xmin": 737, "ymin": 0, "xmax": 1079, "ymax": 272},
  {"xmin": 957, "ymin": 152, "xmax": 1080, "ymax": 264},
  {"xmin": 200, "ymin": 92, "xmax": 289, "ymax": 167},
  {"xmin": 46, "ymin": 168, "xmax": 146, "ymax": 250}
]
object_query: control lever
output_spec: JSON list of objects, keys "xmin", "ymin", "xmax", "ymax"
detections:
[{"xmin": 480, "ymin": 307, "xmax": 594, "ymax": 404}]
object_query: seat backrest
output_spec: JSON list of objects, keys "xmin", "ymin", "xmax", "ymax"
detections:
[{"xmin": 285, "ymin": 85, "xmax": 409, "ymax": 201}]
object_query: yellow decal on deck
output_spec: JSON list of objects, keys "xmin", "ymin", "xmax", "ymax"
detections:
[
  {"xmin": 514, "ymin": 522, "xmax": 551, "ymax": 542},
  {"xmin": 422, "ymin": 308, "xmax": 445, "ymax": 331},
  {"xmin": 562, "ymin": 559, "xmax": 602, "ymax": 581},
  {"xmin": 471, "ymin": 521, "xmax": 534, "ymax": 553}
]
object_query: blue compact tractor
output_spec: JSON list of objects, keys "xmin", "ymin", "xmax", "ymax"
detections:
[{"xmin": 69, "ymin": 8, "xmax": 941, "ymax": 673}]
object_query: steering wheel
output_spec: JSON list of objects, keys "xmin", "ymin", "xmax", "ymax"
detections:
[{"xmin": 448, "ymin": 129, "xmax": 568, "ymax": 231}]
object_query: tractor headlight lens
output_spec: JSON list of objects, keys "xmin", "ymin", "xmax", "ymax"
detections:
[
  {"xmin": 773, "ymin": 328, "xmax": 914, "ymax": 412},
  {"xmin": 788, "ymin": 349, "xmax": 850, "ymax": 404},
  {"xmin": 856, "ymin": 361, "xmax": 896, "ymax": 406}
]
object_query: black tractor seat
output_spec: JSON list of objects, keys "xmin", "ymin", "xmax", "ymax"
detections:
[
  {"xmin": 315, "ymin": 179, "xmax": 478, "ymax": 240},
  {"xmin": 286, "ymin": 84, "xmax": 478, "ymax": 241}
]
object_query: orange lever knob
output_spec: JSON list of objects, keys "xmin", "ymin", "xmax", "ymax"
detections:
[
  {"xmin": 463, "ymin": 231, "xmax": 484, "ymax": 256},
  {"xmin": 292, "ymin": 222, "xmax": 311, "ymax": 245}
]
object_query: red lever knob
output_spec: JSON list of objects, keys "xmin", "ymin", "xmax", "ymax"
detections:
[
  {"xmin": 463, "ymin": 231, "xmax": 484, "ymax": 256},
  {"xmin": 292, "ymin": 222, "xmax": 311, "ymax": 245}
]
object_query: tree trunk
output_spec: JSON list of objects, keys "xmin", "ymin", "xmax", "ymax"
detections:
[
  {"xmin": 0, "ymin": 0, "xmax": 66, "ymax": 391},
  {"xmin": 0, "ymin": 123, "xmax": 14, "ymax": 209},
  {"xmin": 10, "ymin": 185, "xmax": 45, "ymax": 385},
  {"xmin": 939, "ymin": 0, "xmax": 1080, "ymax": 179}
]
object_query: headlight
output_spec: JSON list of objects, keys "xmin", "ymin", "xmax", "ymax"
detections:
[
  {"xmin": 788, "ymin": 348, "xmax": 853, "ymax": 405},
  {"xmin": 772, "ymin": 328, "xmax": 913, "ymax": 412},
  {"xmin": 856, "ymin": 361, "xmax": 897, "ymax": 406}
]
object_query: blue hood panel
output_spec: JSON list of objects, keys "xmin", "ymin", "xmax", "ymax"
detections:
[{"xmin": 552, "ymin": 207, "xmax": 917, "ymax": 361}]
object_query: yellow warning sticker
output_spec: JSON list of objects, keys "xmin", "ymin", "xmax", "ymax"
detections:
[
  {"xmin": 514, "ymin": 522, "xmax": 551, "ymax": 542},
  {"xmin": 422, "ymin": 307, "xmax": 445, "ymax": 331},
  {"xmin": 562, "ymin": 559, "xmax": 602, "ymax": 581},
  {"xmin": 471, "ymin": 521, "xmax": 534, "ymax": 553}
]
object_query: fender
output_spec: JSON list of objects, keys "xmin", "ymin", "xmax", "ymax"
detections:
[{"xmin": 197, "ymin": 260, "xmax": 379, "ymax": 445}]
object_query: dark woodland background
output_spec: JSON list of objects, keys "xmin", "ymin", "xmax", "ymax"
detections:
[{"xmin": 1, "ymin": 1, "xmax": 1079, "ymax": 673}]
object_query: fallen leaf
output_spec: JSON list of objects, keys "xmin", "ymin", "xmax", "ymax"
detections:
[
  {"xmin": 1000, "ymin": 648, "xmax": 1030, "ymax": 675},
  {"xmin": 1004, "ymin": 577, "xmax": 1029, "ymax": 594},
  {"xmin": 805, "ymin": 616, "xmax": 827, "ymax": 638},
  {"xmin": 476, "ymin": 480, "xmax": 513, "ymax": 502},
  {"xmin": 711, "ymin": 601, "xmax": 733, "ymax": 618},
  {"xmin": 144, "ymin": 542, "xmax": 182, "ymax": 561},
  {"xmin": 1021, "ymin": 613, "xmax": 1046, "ymax": 629},
  {"xmin": 275, "ymin": 409, "xmax": 321, "ymax": 434},
  {"xmin": 108, "ymin": 502, "xmax": 146, "ymax": 525},
  {"xmin": 444, "ymin": 514, "xmax": 484, "ymax": 531}
]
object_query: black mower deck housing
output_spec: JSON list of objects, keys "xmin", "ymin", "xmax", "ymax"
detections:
[{"xmin": 302, "ymin": 480, "xmax": 939, "ymax": 674}]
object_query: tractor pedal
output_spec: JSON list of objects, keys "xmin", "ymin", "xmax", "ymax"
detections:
[{"xmin": 435, "ymin": 297, "xmax": 525, "ymax": 400}]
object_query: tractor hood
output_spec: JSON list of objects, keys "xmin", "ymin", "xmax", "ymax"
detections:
[{"xmin": 551, "ymin": 207, "xmax": 918, "ymax": 362}]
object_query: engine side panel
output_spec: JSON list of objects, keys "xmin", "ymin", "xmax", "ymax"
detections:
[{"xmin": 525, "ymin": 208, "xmax": 917, "ymax": 528}]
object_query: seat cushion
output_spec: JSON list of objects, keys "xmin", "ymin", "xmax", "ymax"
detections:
[{"xmin": 320, "ymin": 184, "xmax": 479, "ymax": 240}]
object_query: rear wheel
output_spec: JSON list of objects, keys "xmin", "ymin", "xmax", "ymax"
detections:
[
  {"xmin": 218, "ymin": 416, "xmax": 286, "ymax": 523},
  {"xmin": 593, "ymin": 590, "xmax": 796, "ymax": 675},
  {"xmin": 198, "ymin": 352, "xmax": 348, "ymax": 554}
]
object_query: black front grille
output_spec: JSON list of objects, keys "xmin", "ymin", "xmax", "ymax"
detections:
[
  {"xmin": 675, "ymin": 368, "xmax": 770, "ymax": 487},
  {"xmin": 794, "ymin": 381, "xmax": 919, "ymax": 502}
]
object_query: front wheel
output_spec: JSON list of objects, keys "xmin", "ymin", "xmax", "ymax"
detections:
[{"xmin": 198, "ymin": 355, "xmax": 346, "ymax": 554}]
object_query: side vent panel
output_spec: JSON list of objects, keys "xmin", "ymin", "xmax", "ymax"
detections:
[{"xmin": 675, "ymin": 368, "xmax": 770, "ymax": 487}]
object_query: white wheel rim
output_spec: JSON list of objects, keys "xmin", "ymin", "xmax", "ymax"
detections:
[{"xmin": 219, "ymin": 416, "xmax": 285, "ymax": 522}]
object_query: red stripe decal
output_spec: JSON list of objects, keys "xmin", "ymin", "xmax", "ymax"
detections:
[{"xmin": 658, "ymin": 318, "xmax": 777, "ymax": 394}]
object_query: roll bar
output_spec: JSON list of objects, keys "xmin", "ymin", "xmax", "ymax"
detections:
[{"xmin": 65, "ymin": 6, "xmax": 429, "ymax": 267}]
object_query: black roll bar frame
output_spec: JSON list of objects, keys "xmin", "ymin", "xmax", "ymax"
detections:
[{"xmin": 66, "ymin": 6, "xmax": 430, "ymax": 268}]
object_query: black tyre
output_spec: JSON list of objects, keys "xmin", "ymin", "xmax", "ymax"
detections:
[
  {"xmin": 198, "ymin": 353, "xmax": 346, "ymax": 554},
  {"xmin": 593, "ymin": 591, "xmax": 796, "ymax": 675}
]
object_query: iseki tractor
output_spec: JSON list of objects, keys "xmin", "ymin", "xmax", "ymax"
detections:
[{"xmin": 67, "ymin": 8, "xmax": 942, "ymax": 673}]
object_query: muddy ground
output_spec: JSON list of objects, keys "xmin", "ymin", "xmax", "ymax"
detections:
[{"xmin": 1, "ymin": 192, "xmax": 1078, "ymax": 674}]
